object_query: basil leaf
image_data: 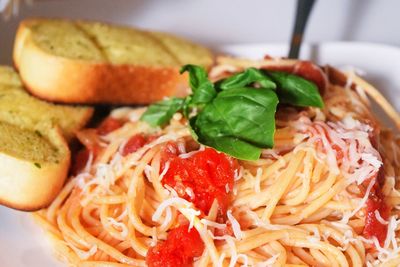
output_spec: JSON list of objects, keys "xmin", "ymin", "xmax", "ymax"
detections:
[
  {"xmin": 218, "ymin": 68, "xmax": 276, "ymax": 90},
  {"xmin": 180, "ymin": 64, "xmax": 216, "ymax": 105},
  {"xmin": 140, "ymin": 98, "xmax": 184, "ymax": 126},
  {"xmin": 199, "ymin": 135, "xmax": 261, "ymax": 161},
  {"xmin": 182, "ymin": 96, "xmax": 192, "ymax": 118},
  {"xmin": 195, "ymin": 87, "xmax": 278, "ymax": 149},
  {"xmin": 267, "ymin": 71, "xmax": 324, "ymax": 108}
]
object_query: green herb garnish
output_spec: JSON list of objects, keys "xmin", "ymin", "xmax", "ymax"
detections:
[
  {"xmin": 140, "ymin": 97, "xmax": 184, "ymax": 127},
  {"xmin": 141, "ymin": 64, "xmax": 324, "ymax": 160},
  {"xmin": 34, "ymin": 162, "xmax": 41, "ymax": 169},
  {"xmin": 268, "ymin": 71, "xmax": 323, "ymax": 108}
]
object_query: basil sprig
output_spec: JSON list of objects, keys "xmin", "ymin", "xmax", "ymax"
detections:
[
  {"xmin": 268, "ymin": 71, "xmax": 323, "ymax": 108},
  {"xmin": 141, "ymin": 64, "xmax": 324, "ymax": 160},
  {"xmin": 140, "ymin": 97, "xmax": 184, "ymax": 127},
  {"xmin": 217, "ymin": 67, "xmax": 276, "ymax": 90}
]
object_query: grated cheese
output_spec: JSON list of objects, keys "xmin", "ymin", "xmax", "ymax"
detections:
[
  {"xmin": 159, "ymin": 207, "xmax": 172, "ymax": 230},
  {"xmin": 227, "ymin": 210, "xmax": 243, "ymax": 240},
  {"xmin": 185, "ymin": 187, "xmax": 195, "ymax": 199},
  {"xmin": 361, "ymin": 153, "xmax": 382, "ymax": 169},
  {"xmin": 152, "ymin": 197, "xmax": 193, "ymax": 222},
  {"xmin": 234, "ymin": 166, "xmax": 244, "ymax": 181},
  {"xmin": 200, "ymin": 219, "xmax": 226, "ymax": 229},
  {"xmin": 177, "ymin": 141, "xmax": 186, "ymax": 154},
  {"xmin": 107, "ymin": 217, "xmax": 128, "ymax": 238},
  {"xmin": 159, "ymin": 161, "xmax": 170, "ymax": 181},
  {"xmin": 374, "ymin": 210, "xmax": 389, "ymax": 225},
  {"xmin": 339, "ymin": 178, "xmax": 375, "ymax": 224},
  {"xmin": 179, "ymin": 146, "xmax": 205, "ymax": 159},
  {"xmin": 225, "ymin": 184, "xmax": 230, "ymax": 193}
]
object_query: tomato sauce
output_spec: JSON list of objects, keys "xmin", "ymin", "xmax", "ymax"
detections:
[
  {"xmin": 71, "ymin": 148, "xmax": 92, "ymax": 175},
  {"xmin": 121, "ymin": 134, "xmax": 147, "ymax": 156},
  {"xmin": 363, "ymin": 169, "xmax": 390, "ymax": 245},
  {"xmin": 263, "ymin": 61, "xmax": 327, "ymax": 93},
  {"xmin": 308, "ymin": 124, "xmax": 389, "ymax": 245},
  {"xmin": 146, "ymin": 224, "xmax": 204, "ymax": 267},
  {"xmin": 73, "ymin": 117, "xmax": 150, "ymax": 175},
  {"xmin": 161, "ymin": 146, "xmax": 238, "ymax": 215},
  {"xmin": 97, "ymin": 117, "xmax": 123, "ymax": 135}
]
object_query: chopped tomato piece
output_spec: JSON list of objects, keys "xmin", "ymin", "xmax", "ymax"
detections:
[
  {"xmin": 364, "ymin": 193, "xmax": 390, "ymax": 245},
  {"xmin": 71, "ymin": 145, "xmax": 101, "ymax": 175},
  {"xmin": 214, "ymin": 217, "xmax": 234, "ymax": 237},
  {"xmin": 97, "ymin": 117, "xmax": 122, "ymax": 135},
  {"xmin": 162, "ymin": 147, "xmax": 238, "ymax": 214},
  {"xmin": 363, "ymin": 169, "xmax": 390, "ymax": 245},
  {"xmin": 160, "ymin": 142, "xmax": 179, "ymax": 169},
  {"xmin": 71, "ymin": 149, "xmax": 91, "ymax": 175},
  {"xmin": 122, "ymin": 134, "xmax": 147, "ymax": 156},
  {"xmin": 146, "ymin": 224, "xmax": 204, "ymax": 267}
]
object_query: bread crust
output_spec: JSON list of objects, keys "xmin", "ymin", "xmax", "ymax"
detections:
[
  {"xmin": 0, "ymin": 127, "xmax": 70, "ymax": 211},
  {"xmin": 14, "ymin": 18, "xmax": 201, "ymax": 105}
]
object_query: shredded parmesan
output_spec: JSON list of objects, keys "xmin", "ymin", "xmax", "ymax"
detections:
[
  {"xmin": 339, "ymin": 178, "xmax": 375, "ymax": 224},
  {"xmin": 152, "ymin": 197, "xmax": 193, "ymax": 222},
  {"xmin": 200, "ymin": 219, "xmax": 226, "ymax": 229},
  {"xmin": 227, "ymin": 210, "xmax": 243, "ymax": 240},
  {"xmin": 159, "ymin": 161, "xmax": 170, "ymax": 181},
  {"xmin": 374, "ymin": 210, "xmax": 389, "ymax": 225},
  {"xmin": 185, "ymin": 187, "xmax": 195, "ymax": 199},
  {"xmin": 225, "ymin": 184, "xmax": 230, "ymax": 193}
]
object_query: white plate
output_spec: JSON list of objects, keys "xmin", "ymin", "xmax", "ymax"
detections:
[{"xmin": 1, "ymin": 42, "xmax": 400, "ymax": 267}]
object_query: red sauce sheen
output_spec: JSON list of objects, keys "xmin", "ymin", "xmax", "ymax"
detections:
[
  {"xmin": 263, "ymin": 61, "xmax": 327, "ymax": 93},
  {"xmin": 97, "ymin": 117, "xmax": 123, "ymax": 135},
  {"xmin": 363, "ymin": 169, "xmax": 390, "ymax": 245},
  {"xmin": 73, "ymin": 117, "xmax": 148, "ymax": 174},
  {"xmin": 71, "ymin": 148, "xmax": 92, "ymax": 176},
  {"xmin": 309, "ymin": 125, "xmax": 390, "ymax": 245},
  {"xmin": 292, "ymin": 61, "xmax": 327, "ymax": 93},
  {"xmin": 146, "ymin": 224, "xmax": 204, "ymax": 267},
  {"xmin": 161, "ymin": 145, "xmax": 238, "ymax": 214},
  {"xmin": 121, "ymin": 134, "xmax": 147, "ymax": 156}
]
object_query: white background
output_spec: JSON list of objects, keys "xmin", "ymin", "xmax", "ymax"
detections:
[{"xmin": 1, "ymin": 0, "xmax": 400, "ymax": 64}]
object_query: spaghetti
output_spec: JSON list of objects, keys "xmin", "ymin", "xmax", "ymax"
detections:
[{"xmin": 35, "ymin": 58, "xmax": 400, "ymax": 267}]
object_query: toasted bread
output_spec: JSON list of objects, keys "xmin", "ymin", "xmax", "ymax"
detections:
[
  {"xmin": 0, "ymin": 65, "xmax": 22, "ymax": 87},
  {"xmin": 0, "ymin": 66, "xmax": 93, "ymax": 141},
  {"xmin": 0, "ymin": 121, "xmax": 70, "ymax": 210},
  {"xmin": 0, "ymin": 67, "xmax": 92, "ymax": 210},
  {"xmin": 13, "ymin": 18, "xmax": 214, "ymax": 105}
]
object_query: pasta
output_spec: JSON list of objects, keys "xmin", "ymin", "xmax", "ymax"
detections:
[{"xmin": 35, "ymin": 57, "xmax": 400, "ymax": 267}]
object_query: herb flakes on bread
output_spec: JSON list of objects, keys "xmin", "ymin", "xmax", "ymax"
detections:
[
  {"xmin": 0, "ymin": 66, "xmax": 93, "ymax": 210},
  {"xmin": 13, "ymin": 18, "xmax": 214, "ymax": 105},
  {"xmin": 0, "ymin": 121, "xmax": 70, "ymax": 210}
]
